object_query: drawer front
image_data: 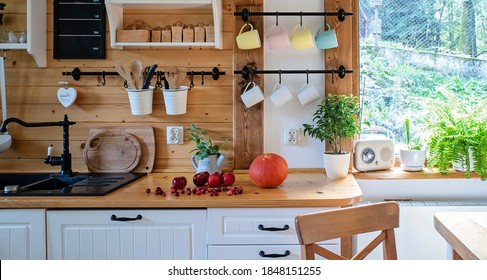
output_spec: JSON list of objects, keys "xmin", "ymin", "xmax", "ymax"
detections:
[
  {"xmin": 208, "ymin": 244, "xmax": 339, "ymax": 260},
  {"xmin": 208, "ymin": 208, "xmax": 337, "ymax": 245},
  {"xmin": 47, "ymin": 209, "xmax": 207, "ymax": 260}
]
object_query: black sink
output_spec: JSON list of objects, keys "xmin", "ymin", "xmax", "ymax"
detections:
[{"xmin": 0, "ymin": 173, "xmax": 146, "ymax": 196}]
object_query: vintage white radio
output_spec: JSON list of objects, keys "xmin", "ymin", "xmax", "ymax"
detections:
[
  {"xmin": 354, "ymin": 127, "xmax": 395, "ymax": 172},
  {"xmin": 354, "ymin": 139, "xmax": 395, "ymax": 171}
]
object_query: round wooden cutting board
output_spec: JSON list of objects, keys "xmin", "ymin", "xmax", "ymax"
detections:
[{"xmin": 83, "ymin": 132, "xmax": 142, "ymax": 173}]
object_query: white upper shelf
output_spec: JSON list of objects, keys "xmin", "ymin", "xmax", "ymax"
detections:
[
  {"xmin": 105, "ymin": 0, "xmax": 222, "ymax": 49},
  {"xmin": 0, "ymin": 0, "xmax": 46, "ymax": 68}
]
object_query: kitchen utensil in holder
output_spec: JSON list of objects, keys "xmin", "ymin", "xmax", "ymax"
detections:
[
  {"xmin": 163, "ymin": 86, "xmax": 188, "ymax": 115},
  {"xmin": 127, "ymin": 86, "xmax": 154, "ymax": 115}
]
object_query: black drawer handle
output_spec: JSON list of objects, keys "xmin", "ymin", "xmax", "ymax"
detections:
[
  {"xmin": 110, "ymin": 214, "xmax": 142, "ymax": 222},
  {"xmin": 258, "ymin": 224, "xmax": 290, "ymax": 231},
  {"xmin": 259, "ymin": 250, "xmax": 291, "ymax": 258}
]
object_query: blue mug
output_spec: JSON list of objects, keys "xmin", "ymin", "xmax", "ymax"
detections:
[{"xmin": 315, "ymin": 23, "xmax": 338, "ymax": 49}]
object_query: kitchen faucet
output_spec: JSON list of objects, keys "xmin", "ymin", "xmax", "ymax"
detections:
[{"xmin": 0, "ymin": 114, "xmax": 76, "ymax": 175}]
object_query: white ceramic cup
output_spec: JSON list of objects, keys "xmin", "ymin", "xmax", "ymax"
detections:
[
  {"xmin": 241, "ymin": 82, "xmax": 264, "ymax": 108},
  {"xmin": 269, "ymin": 82, "xmax": 293, "ymax": 107},
  {"xmin": 297, "ymin": 83, "xmax": 321, "ymax": 106}
]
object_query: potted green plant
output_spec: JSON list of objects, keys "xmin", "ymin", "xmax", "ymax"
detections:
[
  {"xmin": 303, "ymin": 94, "xmax": 361, "ymax": 178},
  {"xmin": 399, "ymin": 118, "xmax": 426, "ymax": 171},
  {"xmin": 186, "ymin": 123, "xmax": 228, "ymax": 174},
  {"xmin": 422, "ymin": 89, "xmax": 487, "ymax": 180}
]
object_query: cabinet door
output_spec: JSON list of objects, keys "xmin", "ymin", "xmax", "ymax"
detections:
[
  {"xmin": 47, "ymin": 210, "xmax": 206, "ymax": 260},
  {"xmin": 0, "ymin": 209, "xmax": 46, "ymax": 260}
]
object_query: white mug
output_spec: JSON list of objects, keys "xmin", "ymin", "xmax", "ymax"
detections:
[
  {"xmin": 297, "ymin": 83, "xmax": 320, "ymax": 106},
  {"xmin": 241, "ymin": 82, "xmax": 264, "ymax": 108},
  {"xmin": 269, "ymin": 82, "xmax": 293, "ymax": 107}
]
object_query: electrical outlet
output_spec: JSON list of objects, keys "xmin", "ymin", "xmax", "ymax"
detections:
[
  {"xmin": 167, "ymin": 126, "xmax": 184, "ymax": 145},
  {"xmin": 284, "ymin": 128, "xmax": 298, "ymax": 145}
]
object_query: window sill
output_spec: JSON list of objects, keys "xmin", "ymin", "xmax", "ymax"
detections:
[{"xmin": 353, "ymin": 167, "xmax": 483, "ymax": 180}]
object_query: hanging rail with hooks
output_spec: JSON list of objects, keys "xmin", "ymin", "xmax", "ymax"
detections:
[
  {"xmin": 234, "ymin": 8, "xmax": 353, "ymax": 22},
  {"xmin": 234, "ymin": 65, "xmax": 353, "ymax": 80},
  {"xmin": 62, "ymin": 67, "xmax": 225, "ymax": 87}
]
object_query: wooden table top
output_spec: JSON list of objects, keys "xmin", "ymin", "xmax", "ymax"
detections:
[
  {"xmin": 0, "ymin": 171, "xmax": 362, "ymax": 209},
  {"xmin": 434, "ymin": 212, "xmax": 487, "ymax": 260}
]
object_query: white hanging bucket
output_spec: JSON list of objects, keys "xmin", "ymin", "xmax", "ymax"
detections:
[
  {"xmin": 163, "ymin": 86, "xmax": 188, "ymax": 115},
  {"xmin": 126, "ymin": 86, "xmax": 154, "ymax": 115}
]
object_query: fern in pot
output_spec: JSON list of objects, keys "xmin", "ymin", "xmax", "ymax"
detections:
[
  {"xmin": 303, "ymin": 94, "xmax": 361, "ymax": 178},
  {"xmin": 422, "ymin": 89, "xmax": 487, "ymax": 180},
  {"xmin": 399, "ymin": 118, "xmax": 426, "ymax": 171}
]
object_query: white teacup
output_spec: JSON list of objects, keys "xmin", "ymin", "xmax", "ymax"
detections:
[
  {"xmin": 269, "ymin": 82, "xmax": 293, "ymax": 107},
  {"xmin": 297, "ymin": 83, "xmax": 320, "ymax": 106},
  {"xmin": 241, "ymin": 82, "xmax": 264, "ymax": 108}
]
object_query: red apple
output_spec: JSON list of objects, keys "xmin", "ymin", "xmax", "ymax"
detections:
[
  {"xmin": 208, "ymin": 172, "xmax": 221, "ymax": 187},
  {"xmin": 172, "ymin": 176, "xmax": 187, "ymax": 190},
  {"xmin": 193, "ymin": 172, "xmax": 209, "ymax": 187},
  {"xmin": 222, "ymin": 172, "xmax": 236, "ymax": 186}
]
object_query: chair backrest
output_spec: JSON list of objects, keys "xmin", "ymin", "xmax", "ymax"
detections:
[{"xmin": 295, "ymin": 201, "xmax": 399, "ymax": 260}]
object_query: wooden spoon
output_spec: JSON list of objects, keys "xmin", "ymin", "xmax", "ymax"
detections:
[
  {"xmin": 175, "ymin": 67, "xmax": 187, "ymax": 89},
  {"xmin": 115, "ymin": 60, "xmax": 135, "ymax": 89},
  {"xmin": 164, "ymin": 66, "xmax": 178, "ymax": 89},
  {"xmin": 130, "ymin": 59, "xmax": 144, "ymax": 89}
]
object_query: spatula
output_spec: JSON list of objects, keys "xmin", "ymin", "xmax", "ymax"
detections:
[{"xmin": 115, "ymin": 60, "xmax": 135, "ymax": 89}]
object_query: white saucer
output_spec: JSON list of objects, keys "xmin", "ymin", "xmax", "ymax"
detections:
[{"xmin": 400, "ymin": 164, "xmax": 424, "ymax": 172}]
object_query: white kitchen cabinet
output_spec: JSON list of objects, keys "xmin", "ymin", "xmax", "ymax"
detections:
[
  {"xmin": 0, "ymin": 0, "xmax": 46, "ymax": 67},
  {"xmin": 47, "ymin": 209, "xmax": 207, "ymax": 260},
  {"xmin": 0, "ymin": 209, "xmax": 46, "ymax": 260},
  {"xmin": 105, "ymin": 0, "xmax": 222, "ymax": 49},
  {"xmin": 207, "ymin": 208, "xmax": 339, "ymax": 260}
]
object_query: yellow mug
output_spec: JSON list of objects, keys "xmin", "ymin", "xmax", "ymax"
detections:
[
  {"xmin": 290, "ymin": 24, "xmax": 315, "ymax": 50},
  {"xmin": 236, "ymin": 23, "xmax": 262, "ymax": 50}
]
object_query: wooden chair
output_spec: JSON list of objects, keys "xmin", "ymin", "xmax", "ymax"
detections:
[{"xmin": 295, "ymin": 201, "xmax": 399, "ymax": 260}]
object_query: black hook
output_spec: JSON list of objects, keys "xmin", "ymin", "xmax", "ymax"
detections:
[
  {"xmin": 155, "ymin": 72, "xmax": 162, "ymax": 88},
  {"xmin": 278, "ymin": 69, "xmax": 282, "ymax": 84},
  {"xmin": 306, "ymin": 69, "xmax": 309, "ymax": 84},
  {"xmin": 242, "ymin": 8, "xmax": 250, "ymax": 22},
  {"xmin": 332, "ymin": 69, "xmax": 335, "ymax": 84},
  {"xmin": 276, "ymin": 11, "xmax": 279, "ymax": 26},
  {"xmin": 190, "ymin": 71, "xmax": 195, "ymax": 90},
  {"xmin": 300, "ymin": 11, "xmax": 303, "ymax": 26},
  {"xmin": 123, "ymin": 80, "xmax": 128, "ymax": 88},
  {"xmin": 251, "ymin": 72, "xmax": 254, "ymax": 83},
  {"xmin": 201, "ymin": 71, "xmax": 205, "ymax": 85},
  {"xmin": 101, "ymin": 71, "xmax": 106, "ymax": 86}
]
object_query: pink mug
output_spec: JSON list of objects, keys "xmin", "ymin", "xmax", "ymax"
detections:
[{"xmin": 266, "ymin": 24, "xmax": 290, "ymax": 49}]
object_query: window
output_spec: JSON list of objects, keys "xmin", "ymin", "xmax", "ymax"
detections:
[{"xmin": 359, "ymin": 0, "xmax": 487, "ymax": 149}]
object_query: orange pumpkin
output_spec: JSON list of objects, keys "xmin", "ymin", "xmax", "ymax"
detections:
[{"xmin": 249, "ymin": 153, "xmax": 288, "ymax": 187}]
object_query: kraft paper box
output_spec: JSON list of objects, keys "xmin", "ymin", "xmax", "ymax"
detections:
[
  {"xmin": 171, "ymin": 22, "xmax": 183, "ymax": 42},
  {"xmin": 117, "ymin": 30, "xmax": 150, "ymax": 42},
  {"xmin": 151, "ymin": 30, "xmax": 162, "ymax": 42},
  {"xmin": 194, "ymin": 24, "xmax": 205, "ymax": 42},
  {"xmin": 183, "ymin": 25, "xmax": 194, "ymax": 42},
  {"xmin": 205, "ymin": 23, "xmax": 214, "ymax": 42}
]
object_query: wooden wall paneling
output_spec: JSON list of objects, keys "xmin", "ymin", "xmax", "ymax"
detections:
[
  {"xmin": 0, "ymin": 0, "xmax": 235, "ymax": 173},
  {"xmin": 233, "ymin": 3, "xmax": 264, "ymax": 169},
  {"xmin": 324, "ymin": 1, "xmax": 359, "ymax": 259}
]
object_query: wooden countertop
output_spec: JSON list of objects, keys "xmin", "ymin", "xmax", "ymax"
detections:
[
  {"xmin": 434, "ymin": 212, "xmax": 487, "ymax": 260},
  {"xmin": 0, "ymin": 171, "xmax": 362, "ymax": 209}
]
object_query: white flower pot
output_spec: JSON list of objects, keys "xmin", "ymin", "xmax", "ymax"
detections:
[
  {"xmin": 399, "ymin": 149, "xmax": 426, "ymax": 171},
  {"xmin": 453, "ymin": 148, "xmax": 475, "ymax": 172},
  {"xmin": 323, "ymin": 152, "xmax": 350, "ymax": 179}
]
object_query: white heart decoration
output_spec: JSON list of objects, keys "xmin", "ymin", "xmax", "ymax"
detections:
[{"xmin": 57, "ymin": 87, "xmax": 77, "ymax": 108}]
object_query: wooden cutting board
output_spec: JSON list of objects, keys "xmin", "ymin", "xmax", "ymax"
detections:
[{"xmin": 83, "ymin": 126, "xmax": 155, "ymax": 173}]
